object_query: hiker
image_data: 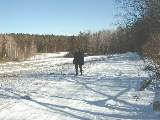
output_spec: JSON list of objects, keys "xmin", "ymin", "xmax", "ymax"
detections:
[{"xmin": 73, "ymin": 49, "xmax": 84, "ymax": 75}]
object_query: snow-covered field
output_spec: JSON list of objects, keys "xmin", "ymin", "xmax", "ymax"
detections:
[{"xmin": 0, "ymin": 52, "xmax": 159, "ymax": 120}]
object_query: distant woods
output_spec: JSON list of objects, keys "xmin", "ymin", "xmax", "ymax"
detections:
[
  {"xmin": 0, "ymin": 34, "xmax": 36, "ymax": 61},
  {"xmin": 0, "ymin": 34, "xmax": 71, "ymax": 61},
  {"xmin": 0, "ymin": 28, "xmax": 137, "ymax": 61}
]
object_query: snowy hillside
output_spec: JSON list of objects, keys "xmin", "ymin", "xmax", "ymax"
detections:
[{"xmin": 0, "ymin": 52, "xmax": 160, "ymax": 120}]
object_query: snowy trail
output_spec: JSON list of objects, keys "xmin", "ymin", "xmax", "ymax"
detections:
[{"xmin": 0, "ymin": 52, "xmax": 159, "ymax": 120}]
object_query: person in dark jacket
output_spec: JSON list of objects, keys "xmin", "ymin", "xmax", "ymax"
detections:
[{"xmin": 73, "ymin": 49, "xmax": 84, "ymax": 75}]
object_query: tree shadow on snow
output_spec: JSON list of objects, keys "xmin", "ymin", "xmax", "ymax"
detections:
[{"xmin": 0, "ymin": 86, "xmax": 157, "ymax": 120}]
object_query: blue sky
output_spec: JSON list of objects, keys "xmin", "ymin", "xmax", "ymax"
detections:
[{"xmin": 0, "ymin": 0, "xmax": 115, "ymax": 35}]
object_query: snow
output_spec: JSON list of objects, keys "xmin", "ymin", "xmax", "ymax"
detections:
[{"xmin": 0, "ymin": 52, "xmax": 160, "ymax": 120}]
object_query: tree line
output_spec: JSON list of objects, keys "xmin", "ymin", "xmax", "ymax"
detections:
[
  {"xmin": 0, "ymin": 27, "xmax": 139, "ymax": 61},
  {"xmin": 0, "ymin": 33, "xmax": 72, "ymax": 61}
]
